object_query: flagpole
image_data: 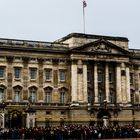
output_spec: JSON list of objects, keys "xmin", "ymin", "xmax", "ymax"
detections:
[
  {"xmin": 83, "ymin": 3, "xmax": 85, "ymax": 34},
  {"xmin": 82, "ymin": 1, "xmax": 87, "ymax": 34}
]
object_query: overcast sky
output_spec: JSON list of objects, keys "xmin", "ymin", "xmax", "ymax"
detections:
[{"xmin": 0, "ymin": 0, "xmax": 139, "ymax": 49}]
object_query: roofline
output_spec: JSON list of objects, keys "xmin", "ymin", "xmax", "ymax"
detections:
[{"xmin": 56, "ymin": 33, "xmax": 129, "ymax": 42}]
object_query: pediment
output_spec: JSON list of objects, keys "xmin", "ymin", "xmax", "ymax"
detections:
[{"xmin": 71, "ymin": 39, "xmax": 129, "ymax": 55}]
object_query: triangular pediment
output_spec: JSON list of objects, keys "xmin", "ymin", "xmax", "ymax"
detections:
[{"xmin": 71, "ymin": 39, "xmax": 130, "ymax": 55}]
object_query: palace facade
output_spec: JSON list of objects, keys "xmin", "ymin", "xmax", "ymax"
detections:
[{"xmin": 0, "ymin": 33, "xmax": 139, "ymax": 128}]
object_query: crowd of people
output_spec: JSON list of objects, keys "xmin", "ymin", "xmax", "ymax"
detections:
[{"xmin": 0, "ymin": 124, "xmax": 139, "ymax": 140}]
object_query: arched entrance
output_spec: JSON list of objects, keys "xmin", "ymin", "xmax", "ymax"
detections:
[
  {"xmin": 9, "ymin": 110, "xmax": 23, "ymax": 128},
  {"xmin": 97, "ymin": 110, "xmax": 111, "ymax": 127}
]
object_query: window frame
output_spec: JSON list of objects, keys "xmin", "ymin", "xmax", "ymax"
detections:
[
  {"xmin": 14, "ymin": 67, "xmax": 21, "ymax": 79},
  {"xmin": 30, "ymin": 68, "xmax": 37, "ymax": 80},
  {"xmin": 59, "ymin": 70, "xmax": 65, "ymax": 82},
  {"xmin": 45, "ymin": 88, "xmax": 52, "ymax": 103},
  {"xmin": 45, "ymin": 69, "xmax": 52, "ymax": 81},
  {"xmin": 0, "ymin": 67, "xmax": 5, "ymax": 79}
]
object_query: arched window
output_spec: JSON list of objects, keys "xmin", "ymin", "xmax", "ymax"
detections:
[
  {"xmin": 14, "ymin": 86, "xmax": 22, "ymax": 102},
  {"xmin": 29, "ymin": 87, "xmax": 37, "ymax": 103},
  {"xmin": 44, "ymin": 87, "xmax": 52, "ymax": 103},
  {"xmin": 60, "ymin": 89, "xmax": 65, "ymax": 104},
  {"xmin": 0, "ymin": 86, "xmax": 5, "ymax": 103}
]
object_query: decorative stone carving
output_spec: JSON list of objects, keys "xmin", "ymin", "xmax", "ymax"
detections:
[{"xmin": 88, "ymin": 43, "xmax": 112, "ymax": 53}]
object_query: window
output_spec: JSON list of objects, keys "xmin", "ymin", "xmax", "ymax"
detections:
[
  {"xmin": 98, "ymin": 72, "xmax": 103, "ymax": 83},
  {"xmin": 14, "ymin": 86, "xmax": 21, "ymax": 102},
  {"xmin": 0, "ymin": 88, "xmax": 4, "ymax": 103},
  {"xmin": 0, "ymin": 67, "xmax": 5, "ymax": 79},
  {"xmin": 60, "ymin": 70, "xmax": 65, "ymax": 81},
  {"xmin": 98, "ymin": 92, "xmax": 104, "ymax": 104},
  {"xmin": 87, "ymin": 71, "xmax": 91, "ymax": 82},
  {"xmin": 130, "ymin": 73, "xmax": 134, "ymax": 85},
  {"xmin": 60, "ymin": 90, "xmax": 65, "ymax": 104},
  {"xmin": 30, "ymin": 68, "xmax": 37, "ymax": 80},
  {"xmin": 29, "ymin": 87, "xmax": 37, "ymax": 103},
  {"xmin": 45, "ymin": 88, "xmax": 52, "ymax": 103},
  {"xmin": 109, "ymin": 93, "xmax": 114, "ymax": 103},
  {"xmin": 45, "ymin": 69, "xmax": 52, "ymax": 81},
  {"xmin": 109, "ymin": 73, "xmax": 113, "ymax": 82},
  {"xmin": 14, "ymin": 67, "xmax": 21, "ymax": 79}
]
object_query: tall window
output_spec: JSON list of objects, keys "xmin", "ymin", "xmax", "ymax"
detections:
[
  {"xmin": 14, "ymin": 67, "xmax": 21, "ymax": 79},
  {"xmin": 88, "ymin": 92, "xmax": 91, "ymax": 103},
  {"xmin": 30, "ymin": 68, "xmax": 37, "ymax": 80},
  {"xmin": 0, "ymin": 87, "xmax": 4, "ymax": 103},
  {"xmin": 99, "ymin": 92, "xmax": 104, "ymax": 104},
  {"xmin": 60, "ymin": 89, "xmax": 65, "ymax": 104},
  {"xmin": 44, "ymin": 87, "xmax": 52, "ymax": 103},
  {"xmin": 14, "ymin": 86, "xmax": 21, "ymax": 102},
  {"xmin": 29, "ymin": 87, "xmax": 37, "ymax": 103},
  {"xmin": 87, "ymin": 71, "xmax": 91, "ymax": 82},
  {"xmin": 109, "ymin": 93, "xmax": 114, "ymax": 103},
  {"xmin": 130, "ymin": 73, "xmax": 134, "ymax": 85},
  {"xmin": 60, "ymin": 70, "xmax": 65, "ymax": 81},
  {"xmin": 0, "ymin": 67, "xmax": 5, "ymax": 79},
  {"xmin": 45, "ymin": 69, "xmax": 52, "ymax": 81}
]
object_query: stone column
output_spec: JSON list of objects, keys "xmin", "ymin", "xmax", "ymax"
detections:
[
  {"xmin": 7, "ymin": 57, "xmax": 13, "ymax": 101},
  {"xmin": 71, "ymin": 60, "xmax": 78, "ymax": 103},
  {"xmin": 94, "ymin": 62, "xmax": 98, "ymax": 103},
  {"xmin": 126, "ymin": 66, "xmax": 131, "ymax": 103},
  {"xmin": 105, "ymin": 63, "xmax": 109, "ymax": 102},
  {"xmin": 116, "ymin": 63, "xmax": 122, "ymax": 103},
  {"xmin": 26, "ymin": 113, "xmax": 36, "ymax": 128},
  {"xmin": 23, "ymin": 57, "xmax": 29, "ymax": 100},
  {"xmin": 83, "ymin": 61, "xmax": 88, "ymax": 103},
  {"xmin": 0, "ymin": 113, "xmax": 5, "ymax": 128},
  {"xmin": 77, "ymin": 60, "xmax": 83, "ymax": 102},
  {"xmin": 38, "ymin": 59, "xmax": 43, "ymax": 102}
]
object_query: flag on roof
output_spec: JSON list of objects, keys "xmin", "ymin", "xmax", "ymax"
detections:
[{"xmin": 83, "ymin": 0, "xmax": 87, "ymax": 8}]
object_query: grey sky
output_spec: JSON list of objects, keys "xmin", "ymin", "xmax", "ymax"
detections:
[{"xmin": 0, "ymin": 0, "xmax": 139, "ymax": 49}]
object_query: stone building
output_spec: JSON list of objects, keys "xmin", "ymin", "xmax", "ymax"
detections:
[{"xmin": 0, "ymin": 33, "xmax": 139, "ymax": 128}]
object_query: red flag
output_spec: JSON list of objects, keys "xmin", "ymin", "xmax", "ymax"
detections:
[{"xmin": 83, "ymin": 0, "xmax": 87, "ymax": 8}]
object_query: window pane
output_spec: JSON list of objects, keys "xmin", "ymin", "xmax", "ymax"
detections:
[
  {"xmin": 60, "ymin": 91, "xmax": 65, "ymax": 104},
  {"xmin": 0, "ymin": 67, "xmax": 4, "ymax": 78},
  {"xmin": 14, "ymin": 90, "xmax": 20, "ymax": 102},
  {"xmin": 0, "ymin": 88, "xmax": 4, "ymax": 103},
  {"xmin": 30, "ymin": 88, "xmax": 36, "ymax": 102},
  {"xmin": 45, "ymin": 90, "xmax": 51, "ymax": 103},
  {"xmin": 45, "ymin": 70, "xmax": 51, "ymax": 80},
  {"xmin": 60, "ymin": 71, "xmax": 65, "ymax": 81},
  {"xmin": 15, "ymin": 67, "xmax": 21, "ymax": 79},
  {"xmin": 30, "ymin": 69, "xmax": 36, "ymax": 80}
]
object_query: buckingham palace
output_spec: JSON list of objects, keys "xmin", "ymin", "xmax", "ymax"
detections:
[{"xmin": 0, "ymin": 33, "xmax": 139, "ymax": 128}]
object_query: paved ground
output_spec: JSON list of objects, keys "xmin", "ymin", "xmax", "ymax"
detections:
[{"xmin": 101, "ymin": 138, "xmax": 140, "ymax": 140}]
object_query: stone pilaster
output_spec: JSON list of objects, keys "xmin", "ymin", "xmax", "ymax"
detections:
[
  {"xmin": 26, "ymin": 113, "xmax": 36, "ymax": 128},
  {"xmin": 83, "ymin": 62, "xmax": 88, "ymax": 103},
  {"xmin": 38, "ymin": 59, "xmax": 43, "ymax": 102},
  {"xmin": 77, "ymin": 60, "xmax": 83, "ymax": 102},
  {"xmin": 7, "ymin": 57, "xmax": 13, "ymax": 101},
  {"xmin": 94, "ymin": 62, "xmax": 98, "ymax": 103},
  {"xmin": 105, "ymin": 63, "xmax": 109, "ymax": 102},
  {"xmin": 126, "ymin": 66, "xmax": 131, "ymax": 103},
  {"xmin": 71, "ymin": 61, "xmax": 78, "ymax": 103},
  {"xmin": 116, "ymin": 63, "xmax": 122, "ymax": 103},
  {"xmin": 23, "ymin": 57, "xmax": 29, "ymax": 100},
  {"xmin": 52, "ymin": 59, "xmax": 58, "ymax": 88}
]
